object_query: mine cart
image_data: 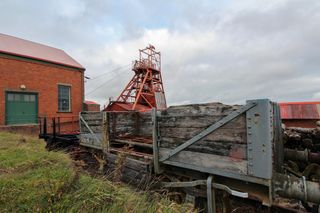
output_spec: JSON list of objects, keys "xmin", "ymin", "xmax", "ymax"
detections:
[{"xmin": 77, "ymin": 99, "xmax": 320, "ymax": 212}]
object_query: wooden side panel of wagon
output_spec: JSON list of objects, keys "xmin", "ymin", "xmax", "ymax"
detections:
[{"xmin": 153, "ymin": 99, "xmax": 280, "ymax": 195}]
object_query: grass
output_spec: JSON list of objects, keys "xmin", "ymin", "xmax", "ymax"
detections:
[{"xmin": 0, "ymin": 132, "xmax": 195, "ymax": 212}]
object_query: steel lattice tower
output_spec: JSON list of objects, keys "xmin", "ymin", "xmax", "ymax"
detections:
[{"xmin": 105, "ymin": 45, "xmax": 166, "ymax": 111}]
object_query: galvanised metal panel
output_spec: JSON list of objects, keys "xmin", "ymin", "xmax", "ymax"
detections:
[{"xmin": 246, "ymin": 99, "xmax": 273, "ymax": 179}]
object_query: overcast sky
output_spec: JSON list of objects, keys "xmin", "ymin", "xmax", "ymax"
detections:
[{"xmin": 1, "ymin": 0, "xmax": 320, "ymax": 106}]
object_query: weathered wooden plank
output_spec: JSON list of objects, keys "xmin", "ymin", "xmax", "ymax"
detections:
[
  {"xmin": 108, "ymin": 113, "xmax": 138, "ymax": 124},
  {"xmin": 139, "ymin": 126, "xmax": 153, "ymax": 137},
  {"xmin": 111, "ymin": 139, "xmax": 153, "ymax": 149},
  {"xmin": 110, "ymin": 148, "xmax": 153, "ymax": 160},
  {"xmin": 80, "ymin": 112, "xmax": 104, "ymax": 134},
  {"xmin": 81, "ymin": 112, "xmax": 103, "ymax": 120},
  {"xmin": 109, "ymin": 120, "xmax": 137, "ymax": 126},
  {"xmin": 158, "ymin": 103, "xmax": 248, "ymax": 162},
  {"xmin": 158, "ymin": 115, "xmax": 245, "ymax": 129},
  {"xmin": 121, "ymin": 171, "xmax": 152, "ymax": 189},
  {"xmin": 81, "ymin": 111, "xmax": 153, "ymax": 139},
  {"xmin": 80, "ymin": 114, "xmax": 102, "ymax": 119},
  {"xmin": 80, "ymin": 133, "xmax": 103, "ymax": 149},
  {"xmin": 107, "ymin": 111, "xmax": 153, "ymax": 138},
  {"xmin": 80, "ymin": 120, "xmax": 103, "ymax": 125},
  {"xmin": 160, "ymin": 137, "xmax": 247, "ymax": 159},
  {"xmin": 110, "ymin": 125, "xmax": 136, "ymax": 130},
  {"xmin": 139, "ymin": 112, "xmax": 152, "ymax": 119},
  {"xmin": 81, "ymin": 123, "xmax": 103, "ymax": 127},
  {"xmin": 106, "ymin": 153, "xmax": 152, "ymax": 172},
  {"xmin": 81, "ymin": 125, "xmax": 103, "ymax": 133},
  {"xmin": 104, "ymin": 162, "xmax": 151, "ymax": 188},
  {"xmin": 106, "ymin": 112, "xmax": 150, "ymax": 137},
  {"xmin": 82, "ymin": 120, "xmax": 103, "ymax": 125},
  {"xmin": 159, "ymin": 148, "xmax": 248, "ymax": 175},
  {"xmin": 160, "ymin": 103, "xmax": 242, "ymax": 117},
  {"xmin": 159, "ymin": 127, "xmax": 247, "ymax": 144}
]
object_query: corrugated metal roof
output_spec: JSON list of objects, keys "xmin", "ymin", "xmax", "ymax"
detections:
[
  {"xmin": 0, "ymin": 33, "xmax": 84, "ymax": 69},
  {"xmin": 279, "ymin": 102, "xmax": 320, "ymax": 119}
]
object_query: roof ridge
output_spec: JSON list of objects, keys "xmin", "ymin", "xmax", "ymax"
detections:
[
  {"xmin": 0, "ymin": 33, "xmax": 85, "ymax": 70},
  {"xmin": 0, "ymin": 33, "xmax": 63, "ymax": 52}
]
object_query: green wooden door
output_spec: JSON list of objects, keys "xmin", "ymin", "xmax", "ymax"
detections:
[{"xmin": 6, "ymin": 92, "xmax": 38, "ymax": 125}]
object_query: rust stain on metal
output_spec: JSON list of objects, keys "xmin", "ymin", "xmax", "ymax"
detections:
[
  {"xmin": 279, "ymin": 102, "xmax": 320, "ymax": 119},
  {"xmin": 229, "ymin": 146, "xmax": 246, "ymax": 161}
]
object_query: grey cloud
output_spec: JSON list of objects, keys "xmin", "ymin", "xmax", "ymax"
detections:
[{"xmin": 1, "ymin": 0, "xmax": 320, "ymax": 106}]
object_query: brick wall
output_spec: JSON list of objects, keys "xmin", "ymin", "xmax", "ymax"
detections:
[
  {"xmin": 84, "ymin": 103, "xmax": 101, "ymax": 111},
  {"xmin": 0, "ymin": 125, "xmax": 39, "ymax": 136},
  {"xmin": 0, "ymin": 55, "xmax": 84, "ymax": 131}
]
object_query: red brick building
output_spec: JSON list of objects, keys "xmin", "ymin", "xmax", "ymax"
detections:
[
  {"xmin": 0, "ymin": 33, "xmax": 85, "ymax": 133},
  {"xmin": 84, "ymin": 101, "xmax": 100, "ymax": 111}
]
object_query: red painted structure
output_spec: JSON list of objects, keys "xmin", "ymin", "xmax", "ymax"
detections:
[
  {"xmin": 84, "ymin": 101, "xmax": 100, "ymax": 111},
  {"xmin": 279, "ymin": 102, "xmax": 320, "ymax": 128},
  {"xmin": 104, "ymin": 45, "xmax": 167, "ymax": 112}
]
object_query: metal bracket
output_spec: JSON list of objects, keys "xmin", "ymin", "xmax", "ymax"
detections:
[
  {"xmin": 207, "ymin": 175, "xmax": 215, "ymax": 213},
  {"xmin": 152, "ymin": 108, "xmax": 162, "ymax": 173},
  {"xmin": 162, "ymin": 176, "xmax": 248, "ymax": 213},
  {"xmin": 102, "ymin": 112, "xmax": 109, "ymax": 154},
  {"xmin": 159, "ymin": 102, "xmax": 257, "ymax": 162},
  {"xmin": 302, "ymin": 176, "xmax": 308, "ymax": 202},
  {"xmin": 162, "ymin": 180, "xmax": 248, "ymax": 198},
  {"xmin": 273, "ymin": 102, "xmax": 284, "ymax": 173},
  {"xmin": 246, "ymin": 99, "xmax": 273, "ymax": 179}
]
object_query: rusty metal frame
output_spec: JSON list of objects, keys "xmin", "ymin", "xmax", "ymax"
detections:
[
  {"xmin": 162, "ymin": 175, "xmax": 248, "ymax": 213},
  {"xmin": 161, "ymin": 160, "xmax": 270, "ymax": 186},
  {"xmin": 162, "ymin": 179, "xmax": 248, "ymax": 198}
]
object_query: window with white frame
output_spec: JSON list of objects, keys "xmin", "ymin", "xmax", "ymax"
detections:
[{"xmin": 58, "ymin": 85, "xmax": 71, "ymax": 112}]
